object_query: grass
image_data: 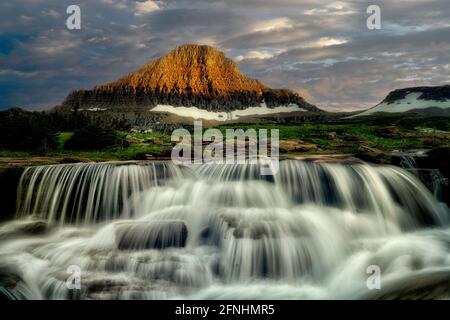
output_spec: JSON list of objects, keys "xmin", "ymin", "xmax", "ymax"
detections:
[
  {"xmin": 1, "ymin": 131, "xmax": 172, "ymax": 162},
  {"xmin": 47, "ymin": 131, "xmax": 173, "ymax": 161},
  {"xmin": 0, "ymin": 150, "xmax": 33, "ymax": 157},
  {"xmin": 1, "ymin": 120, "xmax": 449, "ymax": 162},
  {"xmin": 44, "ymin": 144, "xmax": 168, "ymax": 161},
  {"xmin": 215, "ymin": 122, "xmax": 450, "ymax": 153}
]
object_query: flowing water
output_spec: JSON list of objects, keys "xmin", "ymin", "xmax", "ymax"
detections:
[{"xmin": 1, "ymin": 160, "xmax": 450, "ymax": 300}]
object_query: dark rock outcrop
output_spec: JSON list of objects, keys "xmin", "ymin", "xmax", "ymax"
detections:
[
  {"xmin": 0, "ymin": 166, "xmax": 24, "ymax": 222},
  {"xmin": 383, "ymin": 85, "xmax": 450, "ymax": 104}
]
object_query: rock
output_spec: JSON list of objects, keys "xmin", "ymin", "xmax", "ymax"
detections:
[
  {"xmin": 144, "ymin": 138, "xmax": 165, "ymax": 145},
  {"xmin": 421, "ymin": 147, "xmax": 450, "ymax": 205},
  {"xmin": 376, "ymin": 126, "xmax": 400, "ymax": 138},
  {"xmin": 0, "ymin": 219, "xmax": 48, "ymax": 240},
  {"xmin": 134, "ymin": 148, "xmax": 172, "ymax": 160},
  {"xmin": 307, "ymin": 132, "xmax": 336, "ymax": 140},
  {"xmin": 126, "ymin": 136, "xmax": 142, "ymax": 145},
  {"xmin": 0, "ymin": 166, "xmax": 25, "ymax": 222},
  {"xmin": 279, "ymin": 140, "xmax": 320, "ymax": 153},
  {"xmin": 425, "ymin": 147, "xmax": 450, "ymax": 162},
  {"xmin": 356, "ymin": 146, "xmax": 391, "ymax": 164},
  {"xmin": 58, "ymin": 157, "xmax": 93, "ymax": 164},
  {"xmin": 343, "ymin": 135, "xmax": 368, "ymax": 142},
  {"xmin": 13, "ymin": 220, "xmax": 47, "ymax": 235},
  {"xmin": 0, "ymin": 265, "xmax": 21, "ymax": 289},
  {"xmin": 362, "ymin": 269, "xmax": 450, "ymax": 300},
  {"xmin": 115, "ymin": 221, "xmax": 188, "ymax": 250},
  {"xmin": 0, "ymin": 257, "xmax": 28, "ymax": 300},
  {"xmin": 413, "ymin": 169, "xmax": 448, "ymax": 201},
  {"xmin": 327, "ymin": 132, "xmax": 337, "ymax": 140},
  {"xmin": 295, "ymin": 144, "xmax": 320, "ymax": 152}
]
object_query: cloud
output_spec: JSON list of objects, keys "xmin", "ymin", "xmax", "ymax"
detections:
[
  {"xmin": 303, "ymin": 1, "xmax": 355, "ymax": 16},
  {"xmin": 0, "ymin": 0, "xmax": 449, "ymax": 111},
  {"xmin": 235, "ymin": 50, "xmax": 279, "ymax": 61},
  {"xmin": 0, "ymin": 69, "xmax": 41, "ymax": 78},
  {"xmin": 41, "ymin": 9, "xmax": 60, "ymax": 18},
  {"xmin": 99, "ymin": 0, "xmax": 129, "ymax": 10},
  {"xmin": 302, "ymin": 37, "xmax": 348, "ymax": 48},
  {"xmin": 251, "ymin": 17, "xmax": 293, "ymax": 33},
  {"xmin": 134, "ymin": 1, "xmax": 160, "ymax": 15}
]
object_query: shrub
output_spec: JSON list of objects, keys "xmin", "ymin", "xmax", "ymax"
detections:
[
  {"xmin": 64, "ymin": 126, "xmax": 127, "ymax": 150},
  {"xmin": 0, "ymin": 108, "xmax": 58, "ymax": 152}
]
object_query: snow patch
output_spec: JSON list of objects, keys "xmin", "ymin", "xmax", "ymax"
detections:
[
  {"xmin": 150, "ymin": 102, "xmax": 305, "ymax": 121},
  {"xmin": 78, "ymin": 107, "xmax": 108, "ymax": 112},
  {"xmin": 356, "ymin": 92, "xmax": 450, "ymax": 116}
]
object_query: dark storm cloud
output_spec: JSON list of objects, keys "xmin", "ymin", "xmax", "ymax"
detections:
[{"xmin": 0, "ymin": 0, "xmax": 449, "ymax": 110}]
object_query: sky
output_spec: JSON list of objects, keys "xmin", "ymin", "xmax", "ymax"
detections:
[{"xmin": 0, "ymin": 0, "xmax": 449, "ymax": 111}]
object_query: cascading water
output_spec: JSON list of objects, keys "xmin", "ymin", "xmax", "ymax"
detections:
[
  {"xmin": 0, "ymin": 160, "xmax": 449, "ymax": 300},
  {"xmin": 15, "ymin": 162, "xmax": 183, "ymax": 224}
]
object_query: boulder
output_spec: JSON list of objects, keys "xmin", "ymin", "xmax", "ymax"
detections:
[
  {"xmin": 279, "ymin": 140, "xmax": 320, "ymax": 153},
  {"xmin": 343, "ymin": 135, "xmax": 368, "ymax": 142},
  {"xmin": 376, "ymin": 126, "xmax": 400, "ymax": 138},
  {"xmin": 327, "ymin": 132, "xmax": 337, "ymax": 140}
]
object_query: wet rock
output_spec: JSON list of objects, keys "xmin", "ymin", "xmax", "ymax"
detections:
[
  {"xmin": 363, "ymin": 270, "xmax": 450, "ymax": 300},
  {"xmin": 356, "ymin": 146, "xmax": 391, "ymax": 164},
  {"xmin": 0, "ymin": 266, "xmax": 21, "ymax": 289},
  {"xmin": 13, "ymin": 220, "xmax": 47, "ymax": 235},
  {"xmin": 0, "ymin": 166, "xmax": 25, "ymax": 222},
  {"xmin": 115, "ymin": 221, "xmax": 188, "ymax": 250},
  {"xmin": 421, "ymin": 147, "xmax": 450, "ymax": 205},
  {"xmin": 423, "ymin": 147, "xmax": 450, "ymax": 167},
  {"xmin": 0, "ymin": 260, "xmax": 25, "ymax": 300},
  {"xmin": 413, "ymin": 169, "xmax": 448, "ymax": 202},
  {"xmin": 0, "ymin": 219, "xmax": 48, "ymax": 240}
]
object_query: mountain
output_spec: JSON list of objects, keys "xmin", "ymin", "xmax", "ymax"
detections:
[
  {"xmin": 61, "ymin": 44, "xmax": 319, "ymax": 121},
  {"xmin": 356, "ymin": 85, "xmax": 450, "ymax": 116}
]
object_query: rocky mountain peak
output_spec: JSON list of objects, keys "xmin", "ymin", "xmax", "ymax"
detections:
[
  {"xmin": 61, "ymin": 44, "xmax": 319, "ymax": 113},
  {"xmin": 95, "ymin": 44, "xmax": 266, "ymax": 96}
]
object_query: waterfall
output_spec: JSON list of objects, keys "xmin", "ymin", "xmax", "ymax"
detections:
[
  {"xmin": 398, "ymin": 153, "xmax": 417, "ymax": 170},
  {"xmin": 1, "ymin": 160, "xmax": 449, "ymax": 300},
  {"xmin": 15, "ymin": 162, "xmax": 183, "ymax": 224}
]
